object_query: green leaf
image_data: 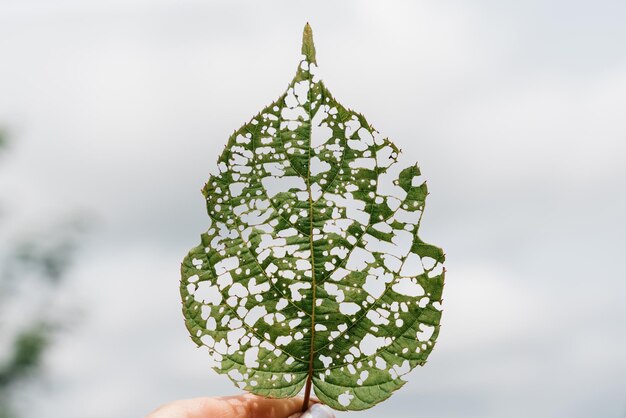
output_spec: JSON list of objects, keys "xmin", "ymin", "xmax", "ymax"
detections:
[
  {"xmin": 0, "ymin": 323, "xmax": 49, "ymax": 389},
  {"xmin": 0, "ymin": 130, "xmax": 7, "ymax": 153},
  {"xmin": 180, "ymin": 23, "xmax": 445, "ymax": 411}
]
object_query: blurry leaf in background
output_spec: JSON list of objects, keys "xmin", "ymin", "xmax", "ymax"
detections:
[
  {"xmin": 0, "ymin": 220, "xmax": 87, "ymax": 418},
  {"xmin": 0, "ymin": 323, "xmax": 50, "ymax": 389},
  {"xmin": 0, "ymin": 129, "xmax": 6, "ymax": 152},
  {"xmin": 2, "ymin": 217, "xmax": 89, "ymax": 285},
  {"xmin": 0, "ymin": 127, "xmax": 10, "ymax": 224},
  {"xmin": 0, "ymin": 128, "xmax": 88, "ymax": 418},
  {"xmin": 0, "ymin": 323, "xmax": 50, "ymax": 418}
]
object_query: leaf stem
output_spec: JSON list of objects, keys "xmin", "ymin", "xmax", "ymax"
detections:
[
  {"xmin": 301, "ymin": 372, "xmax": 313, "ymax": 412},
  {"xmin": 302, "ymin": 111, "xmax": 316, "ymax": 413},
  {"xmin": 303, "ymin": 23, "xmax": 317, "ymax": 410}
]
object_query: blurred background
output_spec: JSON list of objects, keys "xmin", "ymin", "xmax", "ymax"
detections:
[{"xmin": 1, "ymin": 1, "xmax": 625, "ymax": 417}]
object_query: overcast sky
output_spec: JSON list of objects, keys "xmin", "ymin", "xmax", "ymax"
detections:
[{"xmin": 1, "ymin": 1, "xmax": 625, "ymax": 417}]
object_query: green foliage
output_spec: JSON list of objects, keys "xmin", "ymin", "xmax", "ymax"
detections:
[
  {"xmin": 0, "ymin": 223, "xmax": 81, "ymax": 418},
  {"xmin": 181, "ymin": 24, "xmax": 445, "ymax": 411},
  {"xmin": 0, "ymin": 324, "xmax": 49, "ymax": 390},
  {"xmin": 0, "ymin": 128, "xmax": 86, "ymax": 418},
  {"xmin": 0, "ymin": 130, "xmax": 6, "ymax": 152}
]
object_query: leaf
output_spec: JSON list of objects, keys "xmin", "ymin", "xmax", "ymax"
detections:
[{"xmin": 180, "ymin": 24, "xmax": 445, "ymax": 411}]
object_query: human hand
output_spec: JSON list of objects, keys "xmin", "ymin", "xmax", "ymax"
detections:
[{"xmin": 146, "ymin": 394, "xmax": 335, "ymax": 418}]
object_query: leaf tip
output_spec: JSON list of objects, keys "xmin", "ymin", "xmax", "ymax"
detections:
[{"xmin": 301, "ymin": 22, "xmax": 316, "ymax": 63}]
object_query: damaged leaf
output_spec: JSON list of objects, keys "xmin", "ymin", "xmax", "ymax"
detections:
[{"xmin": 181, "ymin": 24, "xmax": 445, "ymax": 411}]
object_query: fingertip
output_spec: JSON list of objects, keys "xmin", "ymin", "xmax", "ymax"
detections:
[{"xmin": 228, "ymin": 393, "xmax": 305, "ymax": 418}]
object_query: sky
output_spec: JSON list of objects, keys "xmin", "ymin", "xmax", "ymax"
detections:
[{"xmin": 0, "ymin": 1, "xmax": 625, "ymax": 417}]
